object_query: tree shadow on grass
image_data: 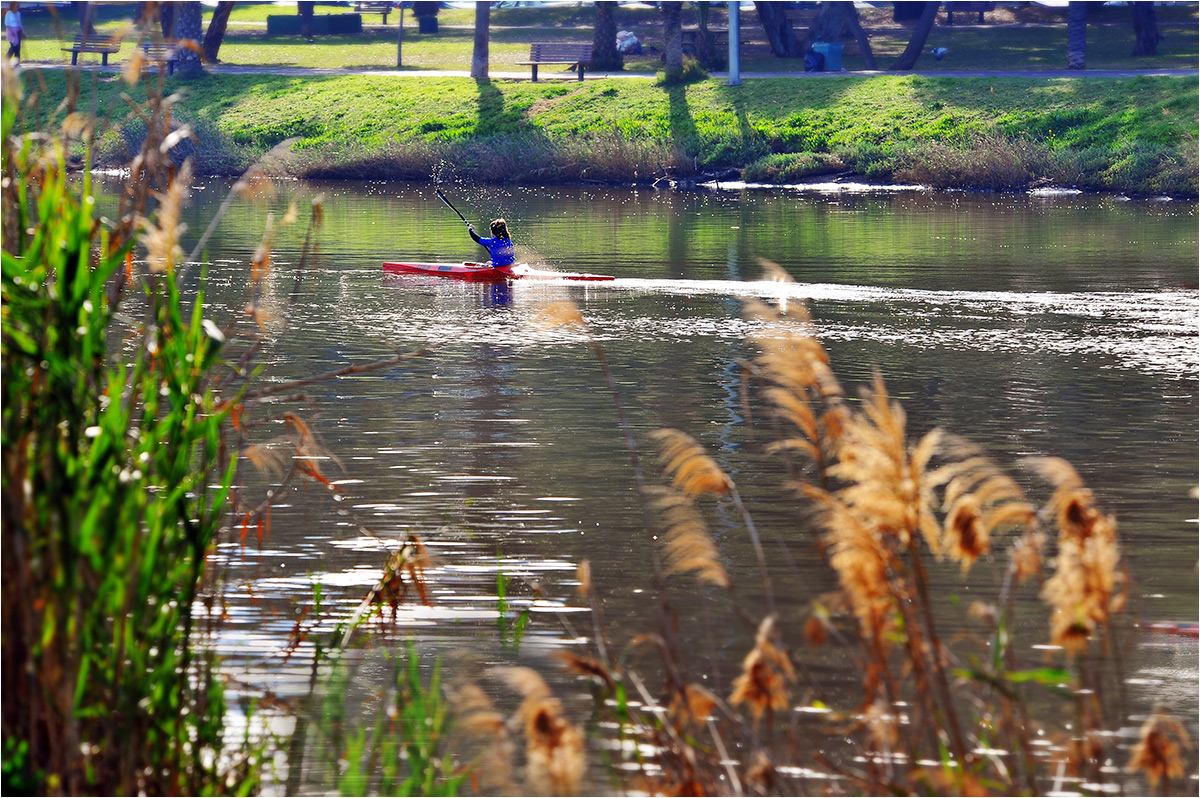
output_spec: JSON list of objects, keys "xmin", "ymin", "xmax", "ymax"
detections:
[{"xmin": 664, "ymin": 83, "xmax": 698, "ymax": 162}]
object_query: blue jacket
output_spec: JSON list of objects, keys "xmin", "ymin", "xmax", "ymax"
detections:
[{"xmin": 469, "ymin": 229, "xmax": 516, "ymax": 268}]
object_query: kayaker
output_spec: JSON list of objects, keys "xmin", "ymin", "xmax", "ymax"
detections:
[{"xmin": 467, "ymin": 218, "xmax": 516, "ymax": 270}]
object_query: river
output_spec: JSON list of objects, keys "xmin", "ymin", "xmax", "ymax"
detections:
[{"xmin": 99, "ymin": 177, "xmax": 1199, "ymax": 793}]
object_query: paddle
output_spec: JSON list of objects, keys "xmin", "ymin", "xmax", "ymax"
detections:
[
  {"xmin": 437, "ymin": 189, "xmax": 505, "ymax": 273},
  {"xmin": 436, "ymin": 189, "xmax": 470, "ymax": 225}
]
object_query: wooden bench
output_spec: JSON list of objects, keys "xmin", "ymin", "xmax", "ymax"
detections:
[
  {"xmin": 354, "ymin": 2, "xmax": 393, "ymax": 24},
  {"xmin": 141, "ymin": 42, "xmax": 181, "ymax": 75},
  {"xmin": 61, "ymin": 34, "xmax": 121, "ymax": 66},
  {"xmin": 517, "ymin": 43, "xmax": 592, "ymax": 82},
  {"xmin": 945, "ymin": 2, "xmax": 995, "ymax": 25}
]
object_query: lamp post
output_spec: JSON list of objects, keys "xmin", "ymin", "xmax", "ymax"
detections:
[{"xmin": 727, "ymin": 1, "xmax": 740, "ymax": 86}]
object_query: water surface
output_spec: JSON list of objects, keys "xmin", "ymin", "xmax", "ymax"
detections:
[{"xmin": 103, "ymin": 178, "xmax": 1200, "ymax": 790}]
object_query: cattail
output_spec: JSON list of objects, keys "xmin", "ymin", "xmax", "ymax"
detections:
[
  {"xmin": 802, "ymin": 484, "xmax": 894, "ymax": 640},
  {"xmin": 576, "ymin": 559, "xmax": 592, "ymax": 600},
  {"xmin": 863, "ymin": 698, "xmax": 900, "ymax": 753},
  {"xmin": 535, "ymin": 301, "xmax": 586, "ymax": 329},
  {"xmin": 651, "ymin": 429, "xmax": 731, "ymax": 497},
  {"xmin": 746, "ymin": 751, "xmax": 778, "ymax": 792},
  {"xmin": 451, "ymin": 682, "xmax": 516, "ymax": 795},
  {"xmin": 1127, "ymin": 709, "xmax": 1191, "ymax": 792},
  {"xmin": 1029, "ymin": 458, "xmax": 1123, "ymax": 652},
  {"xmin": 251, "ymin": 212, "xmax": 274, "ymax": 287},
  {"xmin": 828, "ymin": 375, "xmax": 944, "ymax": 554},
  {"xmin": 557, "ymin": 652, "xmax": 616, "ymax": 694},
  {"xmin": 651, "ymin": 487, "xmax": 730, "ymax": 588},
  {"xmin": 1011, "ymin": 529, "xmax": 1046, "ymax": 583},
  {"xmin": 668, "ymin": 684, "xmax": 718, "ymax": 731},
  {"xmin": 242, "ymin": 442, "xmax": 288, "ymax": 477},
  {"xmin": 931, "ymin": 451, "xmax": 1035, "ymax": 572},
  {"xmin": 729, "ymin": 616, "xmax": 794, "ymax": 724},
  {"xmin": 493, "ymin": 667, "xmax": 587, "ymax": 796},
  {"xmin": 804, "ymin": 604, "xmax": 830, "ymax": 647},
  {"xmin": 141, "ymin": 160, "xmax": 191, "ymax": 273},
  {"xmin": 232, "ymin": 165, "xmax": 277, "ymax": 205},
  {"xmin": 282, "ymin": 412, "xmax": 342, "ymax": 489}
]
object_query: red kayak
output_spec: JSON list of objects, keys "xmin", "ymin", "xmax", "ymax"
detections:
[{"xmin": 383, "ymin": 261, "xmax": 614, "ymax": 282}]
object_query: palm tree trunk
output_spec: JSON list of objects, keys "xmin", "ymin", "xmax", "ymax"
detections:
[
  {"xmin": 1066, "ymin": 2, "xmax": 1086, "ymax": 69},
  {"xmin": 592, "ymin": 1, "xmax": 623, "ymax": 71},
  {"xmin": 470, "ymin": 2, "xmax": 489, "ymax": 79},
  {"xmin": 173, "ymin": 1, "xmax": 204, "ymax": 76},
  {"xmin": 888, "ymin": 1, "xmax": 938, "ymax": 71},
  {"xmin": 662, "ymin": 1, "xmax": 683, "ymax": 74},
  {"xmin": 159, "ymin": 2, "xmax": 174, "ymax": 39}
]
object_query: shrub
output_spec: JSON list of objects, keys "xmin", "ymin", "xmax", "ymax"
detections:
[
  {"xmin": 1, "ymin": 71, "xmax": 254, "ymax": 795},
  {"xmin": 657, "ymin": 56, "xmax": 709, "ymax": 87},
  {"xmin": 743, "ymin": 151, "xmax": 847, "ymax": 183}
]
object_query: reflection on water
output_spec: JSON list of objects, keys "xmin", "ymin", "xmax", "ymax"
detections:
[{"xmin": 97, "ymin": 178, "xmax": 1199, "ymax": 788}]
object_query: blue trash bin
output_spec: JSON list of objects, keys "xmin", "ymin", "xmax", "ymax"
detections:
[{"xmin": 812, "ymin": 41, "xmax": 842, "ymax": 71}]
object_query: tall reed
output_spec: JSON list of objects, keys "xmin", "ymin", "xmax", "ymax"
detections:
[
  {"xmin": 0, "ymin": 56, "xmax": 256, "ymax": 793},
  {"xmin": 535, "ymin": 262, "xmax": 1192, "ymax": 796}
]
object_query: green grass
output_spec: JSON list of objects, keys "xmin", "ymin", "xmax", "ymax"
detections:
[{"xmin": 12, "ymin": 66, "xmax": 1196, "ymax": 194}]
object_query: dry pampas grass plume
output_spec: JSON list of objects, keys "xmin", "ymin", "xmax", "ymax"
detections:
[
  {"xmin": 729, "ymin": 615, "xmax": 795, "ymax": 724},
  {"xmin": 651, "ymin": 428, "xmax": 732, "ymax": 497},
  {"xmin": 492, "ymin": 667, "xmax": 587, "ymax": 796},
  {"xmin": 650, "ymin": 486, "xmax": 730, "ymax": 589},
  {"xmin": 1027, "ymin": 457, "xmax": 1124, "ymax": 653}
]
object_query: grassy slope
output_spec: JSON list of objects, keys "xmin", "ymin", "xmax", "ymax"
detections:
[
  {"xmin": 11, "ymin": 4, "xmax": 1197, "ymax": 194},
  {"xmin": 25, "ymin": 69, "xmax": 1190, "ymax": 194}
]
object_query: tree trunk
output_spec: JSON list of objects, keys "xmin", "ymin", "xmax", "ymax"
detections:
[
  {"xmin": 203, "ymin": 1, "xmax": 234, "ymax": 63},
  {"xmin": 591, "ymin": 1, "xmax": 623, "ymax": 71},
  {"xmin": 662, "ymin": 1, "xmax": 683, "ymax": 74},
  {"xmin": 842, "ymin": 2, "xmax": 875, "ymax": 70},
  {"xmin": 159, "ymin": 2, "xmax": 174, "ymax": 39},
  {"xmin": 753, "ymin": 1, "xmax": 805, "ymax": 58},
  {"xmin": 298, "ymin": 1, "xmax": 314, "ymax": 42},
  {"xmin": 173, "ymin": 1, "xmax": 204, "ymax": 76},
  {"xmin": 888, "ymin": 1, "xmax": 939, "ymax": 70},
  {"xmin": 76, "ymin": 2, "xmax": 96, "ymax": 36},
  {"xmin": 396, "ymin": 5, "xmax": 403, "ymax": 67},
  {"xmin": 470, "ymin": 2, "xmax": 489, "ymax": 79},
  {"xmin": 1066, "ymin": 2, "xmax": 1086, "ymax": 70},
  {"xmin": 1130, "ymin": 1, "xmax": 1161, "ymax": 56},
  {"xmin": 689, "ymin": 1, "xmax": 725, "ymax": 69},
  {"xmin": 803, "ymin": 1, "xmax": 850, "ymax": 48}
]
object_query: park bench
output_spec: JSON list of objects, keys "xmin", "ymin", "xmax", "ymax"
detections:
[
  {"xmin": 354, "ymin": 2, "xmax": 394, "ymax": 24},
  {"xmin": 141, "ymin": 42, "xmax": 181, "ymax": 75},
  {"xmin": 61, "ymin": 34, "xmax": 122, "ymax": 66},
  {"xmin": 945, "ymin": 2, "xmax": 995, "ymax": 25},
  {"xmin": 517, "ymin": 42, "xmax": 592, "ymax": 82}
]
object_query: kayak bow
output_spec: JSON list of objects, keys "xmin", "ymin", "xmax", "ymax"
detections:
[{"xmin": 383, "ymin": 261, "xmax": 614, "ymax": 282}]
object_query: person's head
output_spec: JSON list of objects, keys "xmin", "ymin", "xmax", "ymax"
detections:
[{"xmin": 490, "ymin": 219, "xmax": 510, "ymax": 240}]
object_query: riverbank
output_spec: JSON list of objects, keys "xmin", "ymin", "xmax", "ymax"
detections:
[{"xmin": 16, "ymin": 69, "xmax": 1199, "ymax": 197}]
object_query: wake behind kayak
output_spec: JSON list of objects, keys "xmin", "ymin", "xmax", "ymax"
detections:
[{"xmin": 383, "ymin": 262, "xmax": 614, "ymax": 282}]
